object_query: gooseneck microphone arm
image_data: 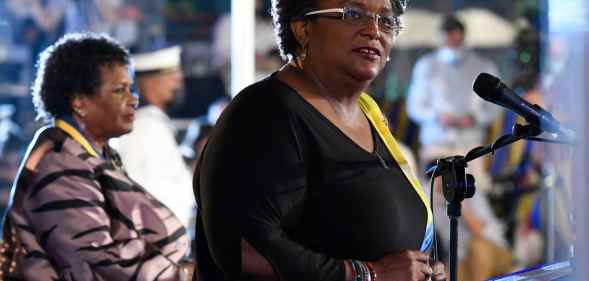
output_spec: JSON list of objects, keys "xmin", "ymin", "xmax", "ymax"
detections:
[
  {"xmin": 429, "ymin": 122, "xmax": 541, "ymax": 281},
  {"xmin": 430, "ymin": 72, "xmax": 577, "ymax": 281}
]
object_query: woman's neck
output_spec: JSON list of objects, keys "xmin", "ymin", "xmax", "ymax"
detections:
[
  {"xmin": 288, "ymin": 60, "xmax": 369, "ymax": 116},
  {"xmin": 71, "ymin": 115, "xmax": 106, "ymax": 154}
]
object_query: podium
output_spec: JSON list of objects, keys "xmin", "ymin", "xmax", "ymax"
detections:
[{"xmin": 489, "ymin": 260, "xmax": 572, "ymax": 281}]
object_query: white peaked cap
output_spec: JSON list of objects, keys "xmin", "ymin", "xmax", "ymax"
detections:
[{"xmin": 132, "ymin": 46, "xmax": 182, "ymax": 73}]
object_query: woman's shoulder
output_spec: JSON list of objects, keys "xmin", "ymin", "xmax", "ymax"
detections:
[
  {"xmin": 15, "ymin": 127, "xmax": 98, "ymax": 206},
  {"xmin": 217, "ymin": 75, "xmax": 299, "ymax": 126},
  {"xmin": 31, "ymin": 127, "xmax": 97, "ymax": 175},
  {"xmin": 34, "ymin": 142, "xmax": 92, "ymax": 176},
  {"xmin": 204, "ymin": 75, "xmax": 306, "ymax": 156},
  {"xmin": 233, "ymin": 74, "xmax": 295, "ymax": 106}
]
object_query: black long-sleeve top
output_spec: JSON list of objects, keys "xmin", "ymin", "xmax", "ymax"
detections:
[{"xmin": 194, "ymin": 74, "xmax": 428, "ymax": 281}]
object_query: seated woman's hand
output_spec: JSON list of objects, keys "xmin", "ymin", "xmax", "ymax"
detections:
[{"xmin": 371, "ymin": 250, "xmax": 445, "ymax": 281}]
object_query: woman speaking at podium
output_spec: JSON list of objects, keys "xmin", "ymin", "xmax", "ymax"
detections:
[{"xmin": 195, "ymin": 0, "xmax": 446, "ymax": 280}]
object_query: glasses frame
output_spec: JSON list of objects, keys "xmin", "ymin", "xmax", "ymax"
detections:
[{"xmin": 304, "ymin": 6, "xmax": 402, "ymax": 35}]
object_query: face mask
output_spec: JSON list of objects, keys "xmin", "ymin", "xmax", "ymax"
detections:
[{"xmin": 438, "ymin": 47, "xmax": 465, "ymax": 64}]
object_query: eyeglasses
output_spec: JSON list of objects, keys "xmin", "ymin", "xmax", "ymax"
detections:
[{"xmin": 305, "ymin": 6, "xmax": 403, "ymax": 36}]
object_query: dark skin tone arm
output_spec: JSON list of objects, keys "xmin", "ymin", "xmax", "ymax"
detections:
[{"xmin": 242, "ymin": 242, "xmax": 446, "ymax": 281}]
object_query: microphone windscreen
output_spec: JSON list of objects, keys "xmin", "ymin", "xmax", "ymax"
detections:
[{"xmin": 473, "ymin": 73, "xmax": 500, "ymax": 101}]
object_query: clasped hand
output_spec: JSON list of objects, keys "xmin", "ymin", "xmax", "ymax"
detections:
[{"xmin": 371, "ymin": 250, "xmax": 446, "ymax": 281}]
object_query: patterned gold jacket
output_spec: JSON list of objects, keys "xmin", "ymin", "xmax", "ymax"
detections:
[{"xmin": 2, "ymin": 120, "xmax": 189, "ymax": 280}]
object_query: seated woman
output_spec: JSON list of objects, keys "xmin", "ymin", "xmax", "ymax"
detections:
[
  {"xmin": 1, "ymin": 33, "xmax": 192, "ymax": 280},
  {"xmin": 194, "ymin": 0, "xmax": 446, "ymax": 280}
]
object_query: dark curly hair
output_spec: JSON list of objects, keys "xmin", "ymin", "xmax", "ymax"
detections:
[
  {"xmin": 271, "ymin": 0, "xmax": 407, "ymax": 60},
  {"xmin": 441, "ymin": 15, "xmax": 465, "ymax": 33},
  {"xmin": 31, "ymin": 32, "xmax": 130, "ymax": 123}
]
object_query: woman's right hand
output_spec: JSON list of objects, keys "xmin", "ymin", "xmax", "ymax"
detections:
[{"xmin": 370, "ymin": 250, "xmax": 434, "ymax": 281}]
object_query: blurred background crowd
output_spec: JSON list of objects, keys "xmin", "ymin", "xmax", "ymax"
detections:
[{"xmin": 0, "ymin": 0, "xmax": 580, "ymax": 279}]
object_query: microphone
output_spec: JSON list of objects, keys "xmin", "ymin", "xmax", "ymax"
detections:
[{"xmin": 473, "ymin": 73, "xmax": 576, "ymax": 141}]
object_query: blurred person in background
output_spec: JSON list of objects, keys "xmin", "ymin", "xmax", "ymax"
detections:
[
  {"xmin": 0, "ymin": 32, "xmax": 192, "ymax": 280},
  {"xmin": 408, "ymin": 15, "xmax": 510, "ymax": 281},
  {"xmin": 5, "ymin": 0, "xmax": 67, "ymax": 70},
  {"xmin": 5, "ymin": 0, "xmax": 142, "ymax": 59},
  {"xmin": 0, "ymin": 105, "xmax": 24, "ymax": 214},
  {"xmin": 0, "ymin": 106, "xmax": 24, "ymax": 216},
  {"xmin": 211, "ymin": 0, "xmax": 283, "ymax": 86},
  {"xmin": 64, "ymin": 0, "xmax": 141, "ymax": 48},
  {"xmin": 407, "ymin": 15, "xmax": 500, "ymax": 181},
  {"xmin": 195, "ymin": 0, "xmax": 446, "ymax": 280},
  {"xmin": 486, "ymin": 27, "xmax": 546, "ymax": 270},
  {"xmin": 132, "ymin": 0, "xmax": 167, "ymax": 51},
  {"xmin": 179, "ymin": 97, "xmax": 230, "ymax": 169},
  {"xmin": 0, "ymin": 105, "xmax": 23, "ymax": 158},
  {"xmin": 114, "ymin": 46, "xmax": 197, "ymax": 235}
]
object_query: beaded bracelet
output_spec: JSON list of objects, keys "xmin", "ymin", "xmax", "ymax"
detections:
[
  {"xmin": 350, "ymin": 260, "xmax": 362, "ymax": 281},
  {"xmin": 350, "ymin": 260, "xmax": 371, "ymax": 281},
  {"xmin": 349, "ymin": 260, "xmax": 360, "ymax": 281}
]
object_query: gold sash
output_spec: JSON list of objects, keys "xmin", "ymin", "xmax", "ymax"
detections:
[
  {"xmin": 54, "ymin": 119, "xmax": 99, "ymax": 158},
  {"xmin": 358, "ymin": 93, "xmax": 433, "ymax": 246}
]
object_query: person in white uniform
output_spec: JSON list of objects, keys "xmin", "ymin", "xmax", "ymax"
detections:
[
  {"xmin": 407, "ymin": 15, "xmax": 500, "ymax": 169},
  {"xmin": 114, "ymin": 46, "xmax": 196, "ymax": 231},
  {"xmin": 408, "ymin": 15, "xmax": 511, "ymax": 281}
]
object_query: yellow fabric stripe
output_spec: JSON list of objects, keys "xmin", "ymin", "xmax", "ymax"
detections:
[
  {"xmin": 54, "ymin": 119, "xmax": 99, "ymax": 158},
  {"xmin": 486, "ymin": 113, "xmax": 505, "ymax": 170},
  {"xmin": 509, "ymin": 139, "xmax": 525, "ymax": 167},
  {"xmin": 358, "ymin": 93, "xmax": 433, "ymax": 226},
  {"xmin": 509, "ymin": 116, "xmax": 527, "ymax": 167}
]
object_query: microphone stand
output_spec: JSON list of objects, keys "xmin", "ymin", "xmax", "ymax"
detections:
[{"xmin": 427, "ymin": 123, "xmax": 572, "ymax": 281}]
